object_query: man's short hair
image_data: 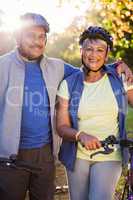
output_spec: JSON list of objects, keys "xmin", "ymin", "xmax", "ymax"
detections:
[{"xmin": 20, "ymin": 12, "xmax": 50, "ymax": 33}]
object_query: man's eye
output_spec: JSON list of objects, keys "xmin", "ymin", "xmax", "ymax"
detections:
[
  {"xmin": 39, "ymin": 35, "xmax": 46, "ymax": 40},
  {"xmin": 25, "ymin": 33, "xmax": 46, "ymax": 40}
]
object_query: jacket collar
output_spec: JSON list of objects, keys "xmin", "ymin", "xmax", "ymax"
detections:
[{"xmin": 13, "ymin": 48, "xmax": 48, "ymax": 67}]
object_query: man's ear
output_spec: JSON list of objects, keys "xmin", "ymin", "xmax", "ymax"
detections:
[{"xmin": 45, "ymin": 36, "xmax": 47, "ymax": 45}]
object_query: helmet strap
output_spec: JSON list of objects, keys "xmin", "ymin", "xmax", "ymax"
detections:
[{"xmin": 82, "ymin": 58, "xmax": 105, "ymax": 75}]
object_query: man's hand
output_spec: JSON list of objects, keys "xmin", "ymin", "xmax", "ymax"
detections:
[{"xmin": 115, "ymin": 60, "xmax": 133, "ymax": 84}]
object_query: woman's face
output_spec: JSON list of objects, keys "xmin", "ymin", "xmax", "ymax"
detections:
[{"xmin": 81, "ymin": 39, "xmax": 109, "ymax": 72}]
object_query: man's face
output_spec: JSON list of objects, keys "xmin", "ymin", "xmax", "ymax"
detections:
[
  {"xmin": 81, "ymin": 39, "xmax": 109, "ymax": 71},
  {"xmin": 17, "ymin": 26, "xmax": 47, "ymax": 60}
]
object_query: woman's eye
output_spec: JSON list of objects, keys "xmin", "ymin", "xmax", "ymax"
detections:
[
  {"xmin": 97, "ymin": 48, "xmax": 104, "ymax": 52},
  {"xmin": 85, "ymin": 48, "xmax": 92, "ymax": 51}
]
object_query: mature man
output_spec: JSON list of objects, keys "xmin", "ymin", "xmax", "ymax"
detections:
[{"xmin": 0, "ymin": 12, "xmax": 132, "ymax": 200}]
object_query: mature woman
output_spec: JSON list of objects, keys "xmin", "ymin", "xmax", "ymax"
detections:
[{"xmin": 56, "ymin": 26, "xmax": 133, "ymax": 200}]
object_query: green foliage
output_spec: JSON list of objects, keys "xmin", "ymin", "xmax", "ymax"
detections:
[
  {"xmin": 46, "ymin": 16, "xmax": 83, "ymax": 67},
  {"xmin": 115, "ymin": 106, "xmax": 133, "ymax": 199},
  {"xmin": 46, "ymin": 5, "xmax": 104, "ymax": 66},
  {"xmin": 55, "ymin": 0, "xmax": 133, "ymax": 69},
  {"xmin": 96, "ymin": 0, "xmax": 133, "ymax": 68}
]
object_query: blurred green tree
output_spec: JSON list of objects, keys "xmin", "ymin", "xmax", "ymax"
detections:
[
  {"xmin": 95, "ymin": 0, "xmax": 133, "ymax": 68},
  {"xmin": 55, "ymin": 0, "xmax": 133, "ymax": 68},
  {"xmin": 46, "ymin": 6, "xmax": 102, "ymax": 67}
]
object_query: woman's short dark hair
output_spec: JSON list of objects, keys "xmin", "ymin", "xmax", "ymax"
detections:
[{"xmin": 79, "ymin": 26, "xmax": 113, "ymax": 50}]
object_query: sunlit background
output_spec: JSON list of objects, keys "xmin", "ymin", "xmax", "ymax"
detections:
[
  {"xmin": 0, "ymin": 0, "xmax": 91, "ymax": 33},
  {"xmin": 0, "ymin": 0, "xmax": 132, "ymax": 68},
  {"xmin": 0, "ymin": 2, "xmax": 132, "ymax": 200}
]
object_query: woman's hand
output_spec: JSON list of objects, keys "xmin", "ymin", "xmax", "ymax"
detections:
[{"xmin": 78, "ymin": 132, "xmax": 101, "ymax": 150}]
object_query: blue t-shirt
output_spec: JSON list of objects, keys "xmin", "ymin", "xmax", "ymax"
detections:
[{"xmin": 20, "ymin": 61, "xmax": 52, "ymax": 149}]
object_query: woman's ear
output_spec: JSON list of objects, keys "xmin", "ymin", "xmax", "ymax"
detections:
[
  {"xmin": 105, "ymin": 47, "xmax": 110, "ymax": 62},
  {"xmin": 80, "ymin": 48, "xmax": 83, "ymax": 56}
]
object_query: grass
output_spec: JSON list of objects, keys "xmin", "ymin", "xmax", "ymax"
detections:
[
  {"xmin": 126, "ymin": 106, "xmax": 133, "ymax": 134},
  {"xmin": 115, "ymin": 106, "xmax": 133, "ymax": 199}
]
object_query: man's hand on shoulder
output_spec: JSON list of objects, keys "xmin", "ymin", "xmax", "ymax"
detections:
[{"xmin": 115, "ymin": 60, "xmax": 133, "ymax": 84}]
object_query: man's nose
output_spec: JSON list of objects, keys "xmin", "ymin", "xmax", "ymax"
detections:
[
  {"xmin": 33, "ymin": 35, "xmax": 42, "ymax": 43},
  {"xmin": 32, "ymin": 34, "xmax": 45, "ymax": 42}
]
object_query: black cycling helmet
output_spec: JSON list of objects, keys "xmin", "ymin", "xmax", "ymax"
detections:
[
  {"xmin": 20, "ymin": 12, "xmax": 49, "ymax": 33},
  {"xmin": 79, "ymin": 26, "xmax": 113, "ymax": 50}
]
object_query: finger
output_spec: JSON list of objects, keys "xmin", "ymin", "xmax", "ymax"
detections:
[
  {"xmin": 96, "ymin": 141, "xmax": 102, "ymax": 148},
  {"xmin": 84, "ymin": 143, "xmax": 90, "ymax": 150},
  {"xmin": 87, "ymin": 143, "xmax": 96, "ymax": 150},
  {"xmin": 116, "ymin": 64, "xmax": 124, "ymax": 76},
  {"xmin": 126, "ymin": 76, "xmax": 133, "ymax": 84},
  {"xmin": 116, "ymin": 66, "xmax": 121, "ymax": 76},
  {"xmin": 86, "ymin": 142, "xmax": 93, "ymax": 150},
  {"xmin": 87, "ymin": 141, "xmax": 97, "ymax": 150},
  {"xmin": 126, "ymin": 77, "xmax": 132, "ymax": 85}
]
